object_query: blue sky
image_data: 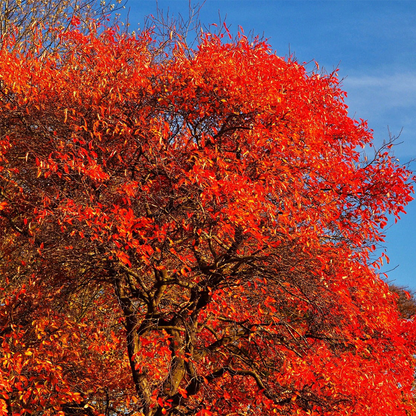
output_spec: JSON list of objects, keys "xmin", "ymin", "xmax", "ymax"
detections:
[{"xmin": 124, "ymin": 0, "xmax": 416, "ymax": 289}]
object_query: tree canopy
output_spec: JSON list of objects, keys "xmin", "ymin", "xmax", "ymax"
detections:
[{"xmin": 0, "ymin": 21, "xmax": 415, "ymax": 416}]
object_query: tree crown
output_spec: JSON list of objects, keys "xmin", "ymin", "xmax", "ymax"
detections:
[{"xmin": 0, "ymin": 20, "xmax": 415, "ymax": 416}]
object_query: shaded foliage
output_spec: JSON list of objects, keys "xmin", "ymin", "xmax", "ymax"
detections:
[{"xmin": 390, "ymin": 284, "xmax": 416, "ymax": 319}]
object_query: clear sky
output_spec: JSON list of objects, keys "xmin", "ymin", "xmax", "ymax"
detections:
[{"xmin": 123, "ymin": 0, "xmax": 416, "ymax": 289}]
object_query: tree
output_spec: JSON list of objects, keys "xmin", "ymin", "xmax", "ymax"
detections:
[
  {"xmin": 0, "ymin": 20, "xmax": 415, "ymax": 416},
  {"xmin": 389, "ymin": 284, "xmax": 416, "ymax": 319},
  {"xmin": 0, "ymin": 0, "xmax": 125, "ymax": 53}
]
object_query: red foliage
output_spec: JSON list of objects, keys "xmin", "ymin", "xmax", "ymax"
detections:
[{"xmin": 0, "ymin": 23, "xmax": 415, "ymax": 415}]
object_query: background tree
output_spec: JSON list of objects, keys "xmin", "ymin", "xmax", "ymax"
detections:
[
  {"xmin": 389, "ymin": 284, "xmax": 416, "ymax": 319},
  {"xmin": 0, "ymin": 0, "xmax": 126, "ymax": 53},
  {"xmin": 0, "ymin": 19, "xmax": 415, "ymax": 416}
]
